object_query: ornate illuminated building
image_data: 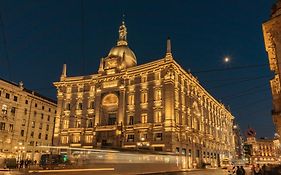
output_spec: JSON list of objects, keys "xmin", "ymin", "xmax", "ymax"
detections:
[
  {"xmin": 0, "ymin": 78, "xmax": 56, "ymax": 161},
  {"xmin": 263, "ymin": 0, "xmax": 281, "ymax": 141},
  {"xmin": 53, "ymin": 20, "xmax": 235, "ymax": 168},
  {"xmin": 245, "ymin": 134, "xmax": 280, "ymax": 164}
]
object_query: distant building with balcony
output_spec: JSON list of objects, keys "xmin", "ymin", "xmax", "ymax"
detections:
[
  {"xmin": 53, "ymin": 20, "xmax": 235, "ymax": 168},
  {"xmin": 0, "ymin": 78, "xmax": 56, "ymax": 161},
  {"xmin": 263, "ymin": 0, "xmax": 281, "ymax": 141}
]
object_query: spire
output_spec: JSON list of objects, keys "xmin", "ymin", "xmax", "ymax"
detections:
[
  {"xmin": 61, "ymin": 64, "xmax": 67, "ymax": 77},
  {"xmin": 117, "ymin": 15, "xmax": 128, "ymax": 46},
  {"xmin": 166, "ymin": 37, "xmax": 172, "ymax": 57}
]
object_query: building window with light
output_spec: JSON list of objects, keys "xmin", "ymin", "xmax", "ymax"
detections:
[
  {"xmin": 74, "ymin": 119, "xmax": 81, "ymax": 128},
  {"xmin": 2, "ymin": 104, "xmax": 7, "ymax": 114},
  {"xmin": 67, "ymin": 87, "xmax": 72, "ymax": 93},
  {"xmin": 73, "ymin": 135, "xmax": 80, "ymax": 143},
  {"xmin": 65, "ymin": 102, "xmax": 71, "ymax": 110},
  {"xmin": 154, "ymin": 111, "xmax": 161, "ymax": 123},
  {"xmin": 31, "ymin": 121, "xmax": 35, "ymax": 128},
  {"xmin": 86, "ymin": 119, "xmax": 93, "ymax": 128},
  {"xmin": 155, "ymin": 133, "xmax": 163, "ymax": 141},
  {"xmin": 85, "ymin": 135, "xmax": 93, "ymax": 143},
  {"xmin": 141, "ymin": 92, "xmax": 147, "ymax": 103},
  {"xmin": 63, "ymin": 119, "xmax": 69, "ymax": 129},
  {"xmin": 154, "ymin": 89, "xmax": 161, "ymax": 101},
  {"xmin": 77, "ymin": 102, "xmax": 83, "ymax": 110},
  {"xmin": 127, "ymin": 134, "xmax": 134, "ymax": 142},
  {"xmin": 61, "ymin": 136, "xmax": 68, "ymax": 144},
  {"xmin": 128, "ymin": 94, "xmax": 134, "ymax": 105},
  {"xmin": 90, "ymin": 101, "xmax": 95, "ymax": 109},
  {"xmin": 128, "ymin": 116, "xmax": 134, "ymax": 125},
  {"xmin": 141, "ymin": 114, "xmax": 147, "ymax": 124}
]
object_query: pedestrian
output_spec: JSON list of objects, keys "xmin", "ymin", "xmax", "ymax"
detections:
[
  {"xmin": 240, "ymin": 166, "xmax": 245, "ymax": 175},
  {"xmin": 253, "ymin": 164, "xmax": 262, "ymax": 175},
  {"xmin": 236, "ymin": 166, "xmax": 243, "ymax": 175}
]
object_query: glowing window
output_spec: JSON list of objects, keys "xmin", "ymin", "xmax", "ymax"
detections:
[
  {"xmin": 155, "ymin": 111, "xmax": 161, "ymax": 123},
  {"xmin": 141, "ymin": 92, "xmax": 147, "ymax": 103},
  {"xmin": 141, "ymin": 114, "xmax": 147, "ymax": 124}
]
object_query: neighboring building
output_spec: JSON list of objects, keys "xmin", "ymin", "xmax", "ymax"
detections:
[
  {"xmin": 233, "ymin": 124, "xmax": 244, "ymax": 160},
  {"xmin": 263, "ymin": 0, "xmax": 281, "ymax": 141},
  {"xmin": 245, "ymin": 130, "xmax": 280, "ymax": 164},
  {"xmin": 53, "ymin": 20, "xmax": 235, "ymax": 168},
  {"xmin": 0, "ymin": 78, "xmax": 56, "ymax": 161}
]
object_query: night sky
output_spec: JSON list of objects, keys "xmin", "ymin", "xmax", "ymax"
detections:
[{"xmin": 0, "ymin": 0, "xmax": 277, "ymax": 138}]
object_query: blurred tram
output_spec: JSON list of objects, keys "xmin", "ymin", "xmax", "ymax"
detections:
[{"xmin": 39, "ymin": 146, "xmax": 184, "ymax": 170}]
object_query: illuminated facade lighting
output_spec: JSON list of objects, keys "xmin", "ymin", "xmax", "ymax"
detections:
[{"xmin": 53, "ymin": 20, "xmax": 235, "ymax": 168}]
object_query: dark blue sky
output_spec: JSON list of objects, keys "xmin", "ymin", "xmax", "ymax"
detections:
[{"xmin": 0, "ymin": 0, "xmax": 277, "ymax": 137}]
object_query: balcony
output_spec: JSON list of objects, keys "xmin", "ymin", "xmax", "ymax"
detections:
[{"xmin": 96, "ymin": 125, "xmax": 117, "ymax": 131}]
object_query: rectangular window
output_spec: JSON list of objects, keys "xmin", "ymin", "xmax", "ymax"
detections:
[
  {"xmin": 31, "ymin": 121, "xmax": 35, "ymax": 128},
  {"xmin": 24, "ymin": 108, "xmax": 28, "ymax": 115},
  {"xmin": 48, "ymin": 108, "xmax": 51, "ymax": 112},
  {"xmin": 9, "ymin": 124, "xmax": 13, "ymax": 132},
  {"xmin": 35, "ymin": 103, "xmax": 37, "ymax": 107},
  {"xmin": 63, "ymin": 120, "xmax": 69, "ymax": 129},
  {"xmin": 46, "ymin": 124, "xmax": 49, "ymax": 131},
  {"xmin": 13, "ymin": 96, "xmax": 18, "ymax": 102},
  {"xmin": 47, "ymin": 115, "xmax": 50, "ymax": 121},
  {"xmin": 155, "ymin": 133, "xmax": 162, "ymax": 141},
  {"xmin": 90, "ymin": 101, "xmax": 95, "ymax": 109},
  {"xmin": 128, "ymin": 94, "xmax": 134, "ymax": 105},
  {"xmin": 155, "ymin": 72, "xmax": 161, "ymax": 80},
  {"xmin": 141, "ymin": 92, "xmax": 147, "ymax": 103},
  {"xmin": 154, "ymin": 89, "xmax": 161, "ymax": 101},
  {"xmin": 21, "ymin": 130, "xmax": 24, "ymax": 137},
  {"xmin": 127, "ymin": 134, "xmax": 134, "ymax": 142},
  {"xmin": 86, "ymin": 119, "xmax": 93, "ymax": 128},
  {"xmin": 154, "ymin": 111, "xmax": 161, "ymax": 123},
  {"xmin": 75, "ymin": 119, "xmax": 81, "ymax": 128},
  {"xmin": 128, "ymin": 116, "xmax": 134, "ymax": 125},
  {"xmin": 2, "ymin": 105, "xmax": 7, "ymax": 114},
  {"xmin": 85, "ymin": 135, "xmax": 93, "ymax": 143},
  {"xmin": 65, "ymin": 103, "xmax": 71, "ymax": 110},
  {"xmin": 61, "ymin": 136, "xmax": 68, "ymax": 144},
  {"xmin": 38, "ymin": 133, "xmax": 42, "ymax": 139},
  {"xmin": 141, "ymin": 114, "xmax": 147, "ymax": 124},
  {"xmin": 108, "ymin": 114, "xmax": 116, "ymax": 125},
  {"xmin": 39, "ymin": 123, "xmax": 42, "ymax": 129},
  {"xmin": 31, "ymin": 131, "xmax": 34, "ymax": 138},
  {"xmin": 77, "ymin": 103, "xmax": 83, "ymax": 110},
  {"xmin": 0, "ymin": 122, "xmax": 5, "ymax": 130},
  {"xmin": 72, "ymin": 135, "xmax": 80, "ymax": 143},
  {"xmin": 5, "ymin": 93, "xmax": 10, "ymax": 99},
  {"xmin": 45, "ymin": 134, "xmax": 48, "ymax": 140},
  {"xmin": 41, "ymin": 113, "xmax": 44, "ymax": 120},
  {"xmin": 25, "ymin": 100, "xmax": 28, "ymax": 104},
  {"xmin": 42, "ymin": 106, "xmax": 44, "ymax": 110},
  {"xmin": 182, "ymin": 148, "xmax": 186, "ymax": 155}
]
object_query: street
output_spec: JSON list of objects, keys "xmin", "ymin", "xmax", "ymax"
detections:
[{"xmin": 0, "ymin": 168, "xmax": 251, "ymax": 175}]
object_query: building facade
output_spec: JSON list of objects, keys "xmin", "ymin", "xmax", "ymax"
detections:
[
  {"xmin": 245, "ymin": 136, "xmax": 280, "ymax": 165},
  {"xmin": 53, "ymin": 21, "xmax": 235, "ymax": 168},
  {"xmin": 263, "ymin": 0, "xmax": 281, "ymax": 140},
  {"xmin": 0, "ymin": 79, "xmax": 56, "ymax": 161}
]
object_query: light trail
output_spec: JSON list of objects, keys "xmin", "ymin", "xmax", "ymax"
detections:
[{"xmin": 28, "ymin": 168, "xmax": 115, "ymax": 173}]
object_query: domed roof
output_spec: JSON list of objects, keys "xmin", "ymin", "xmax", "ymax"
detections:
[
  {"xmin": 105, "ymin": 20, "xmax": 137, "ymax": 68},
  {"xmin": 108, "ymin": 45, "xmax": 137, "ymax": 68}
]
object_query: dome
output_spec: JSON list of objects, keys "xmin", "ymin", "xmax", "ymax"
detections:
[
  {"xmin": 108, "ymin": 45, "xmax": 137, "ymax": 68},
  {"xmin": 104, "ymin": 20, "xmax": 137, "ymax": 69}
]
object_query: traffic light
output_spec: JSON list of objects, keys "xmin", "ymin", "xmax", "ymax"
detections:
[{"xmin": 243, "ymin": 144, "xmax": 252, "ymax": 156}]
